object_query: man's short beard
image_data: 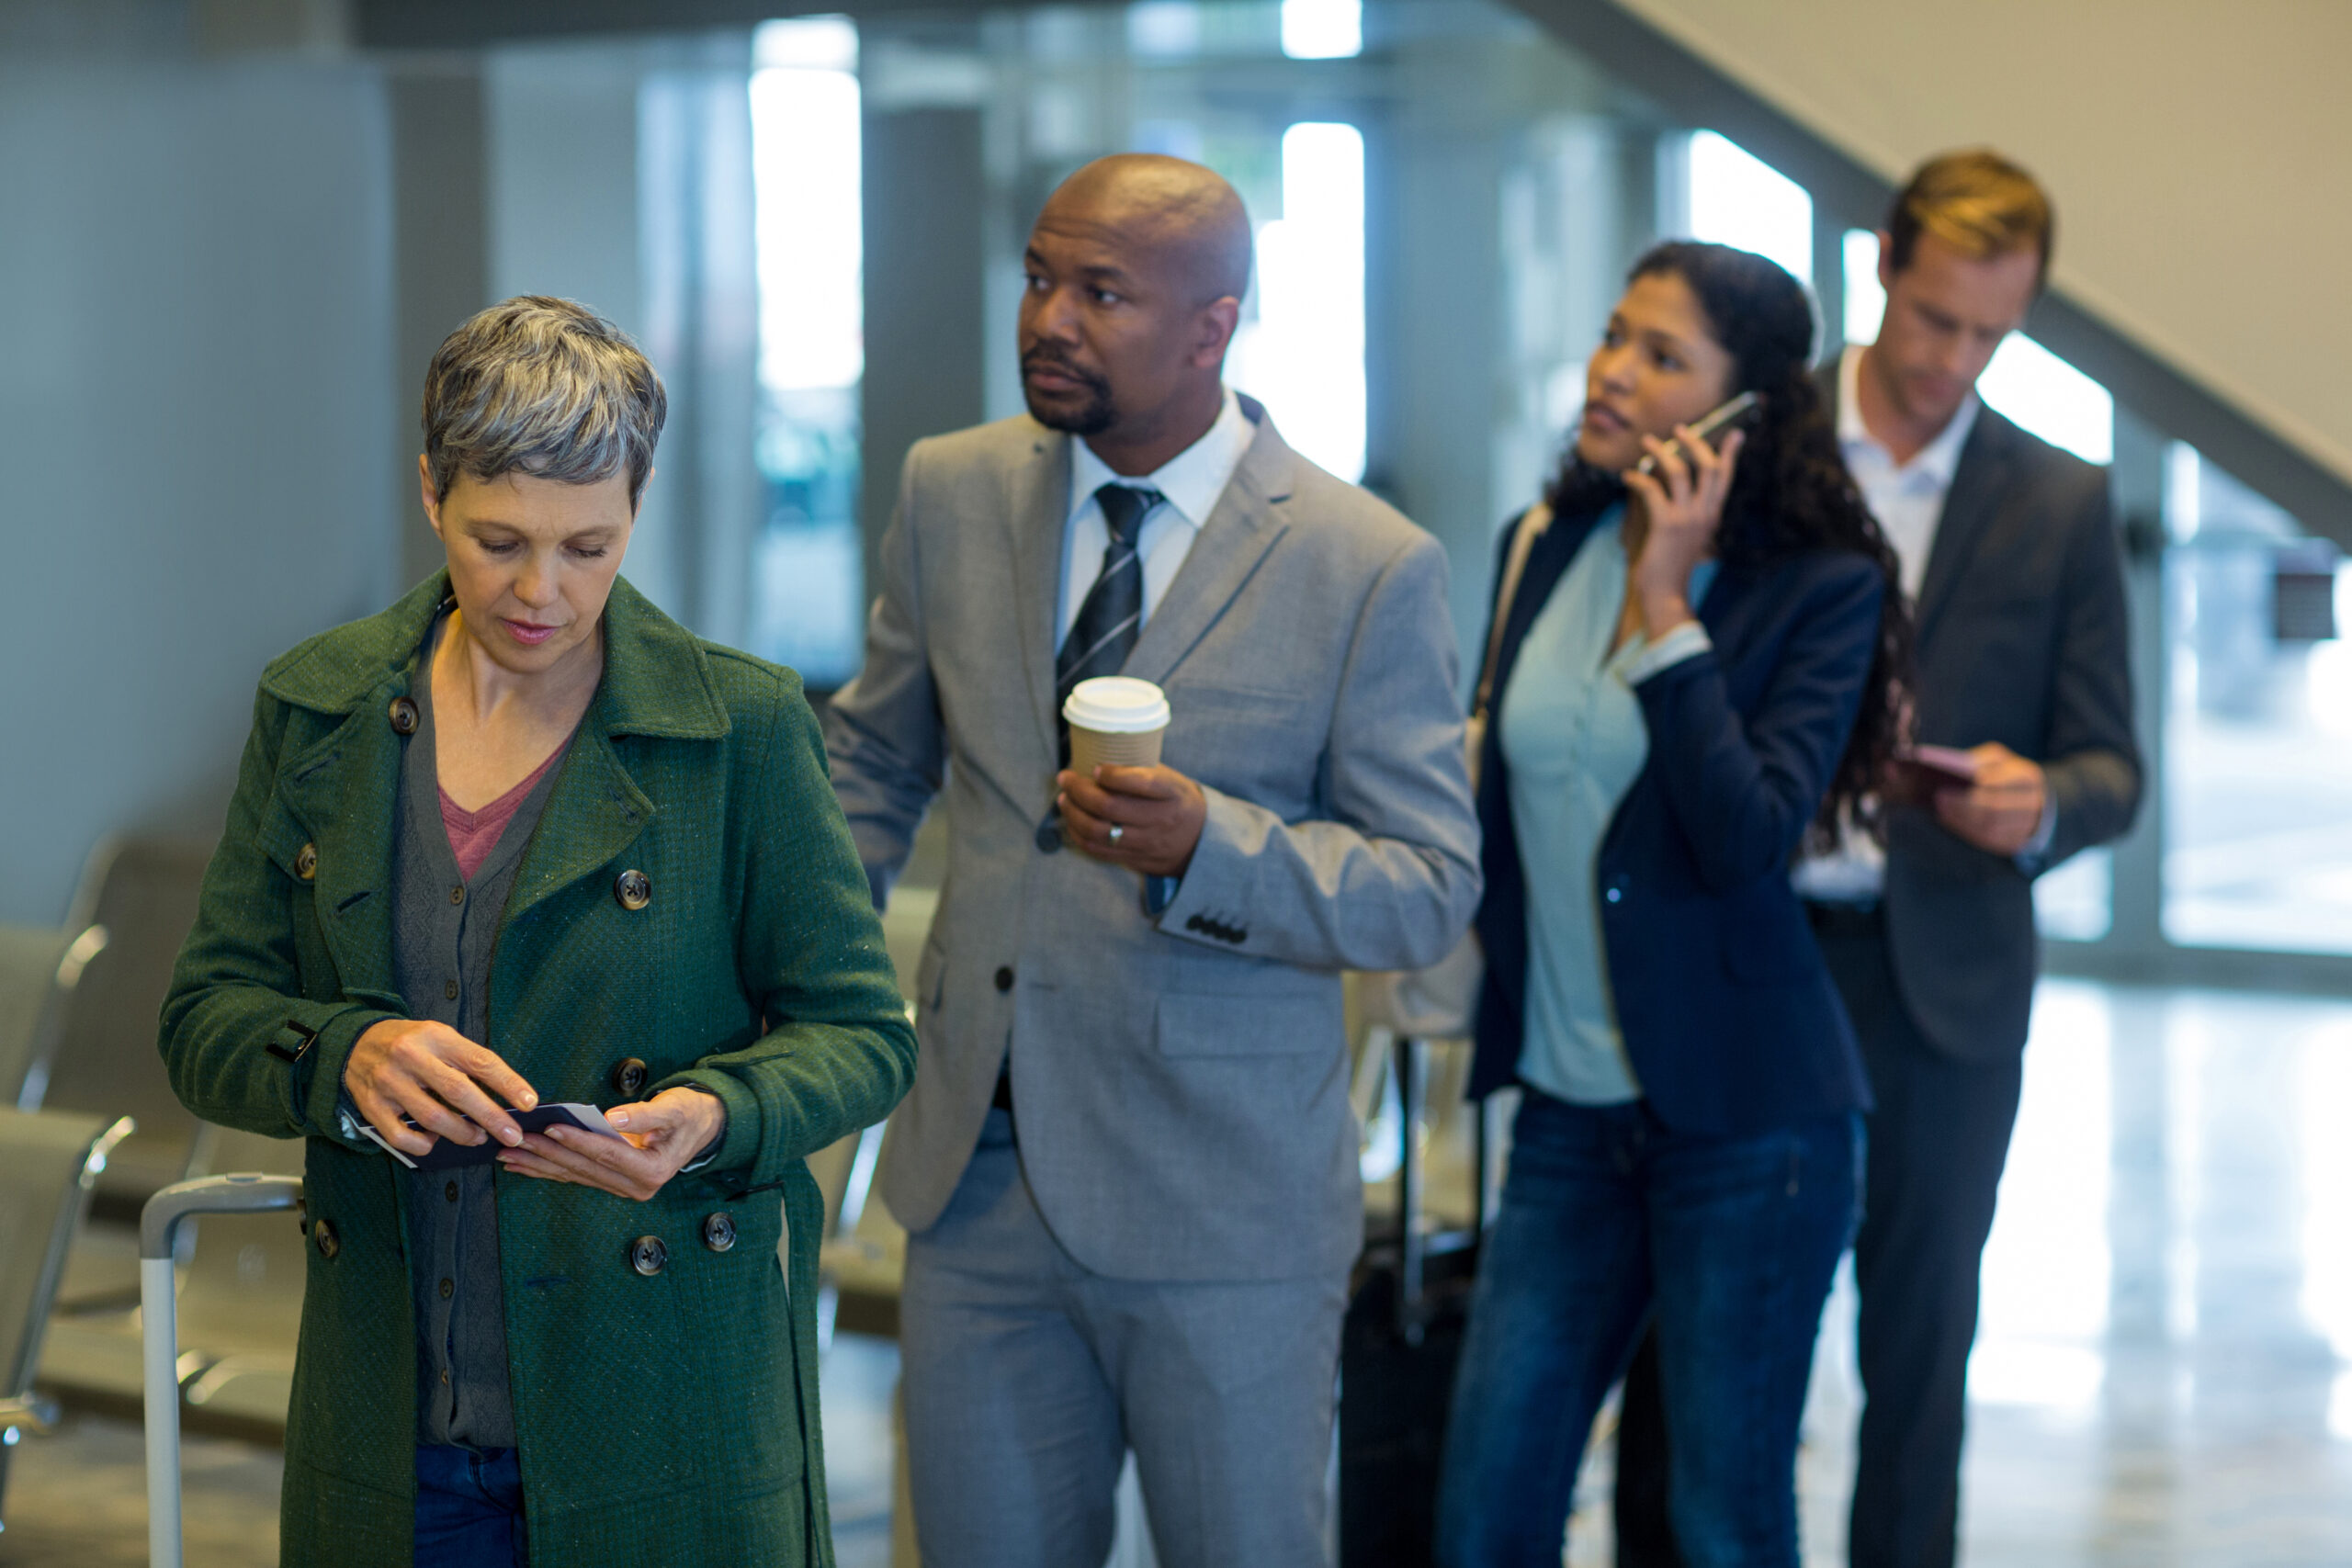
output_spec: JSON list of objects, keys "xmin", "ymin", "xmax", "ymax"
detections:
[{"xmin": 1023, "ymin": 358, "xmax": 1117, "ymax": 436}]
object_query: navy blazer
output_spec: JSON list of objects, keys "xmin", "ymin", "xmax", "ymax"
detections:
[{"xmin": 1467, "ymin": 504, "xmax": 1882, "ymax": 1135}]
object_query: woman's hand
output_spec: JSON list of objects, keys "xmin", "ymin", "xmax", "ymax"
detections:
[
  {"xmin": 345, "ymin": 1018, "xmax": 537, "ymax": 1157},
  {"xmin": 1624, "ymin": 423, "xmax": 1745, "ymax": 639},
  {"xmin": 497, "ymin": 1086, "xmax": 727, "ymax": 1201}
]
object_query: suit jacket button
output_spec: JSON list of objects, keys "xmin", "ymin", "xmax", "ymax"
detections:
[
  {"xmin": 389, "ymin": 696, "xmax": 419, "ymax": 735},
  {"xmin": 702, "ymin": 1213, "xmax": 737, "ymax": 1252},
  {"xmin": 612, "ymin": 1057, "xmax": 650, "ymax": 1098},
  {"xmin": 994, "ymin": 966, "xmax": 1014, "ymax": 993},
  {"xmin": 629, "ymin": 1235, "xmax": 668, "ymax": 1276},
  {"xmin": 1035, "ymin": 818, "xmax": 1063, "ymax": 853},
  {"xmin": 294, "ymin": 842, "xmax": 318, "ymax": 881},
  {"xmin": 1605, "ymin": 887, "xmax": 1623, "ymax": 904},
  {"xmin": 313, "ymin": 1219, "xmax": 340, "ymax": 1260},
  {"xmin": 615, "ymin": 869, "xmax": 651, "ymax": 910}
]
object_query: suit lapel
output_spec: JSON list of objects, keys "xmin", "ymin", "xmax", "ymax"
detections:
[
  {"xmin": 1123, "ymin": 412, "xmax": 1293, "ymax": 688},
  {"xmin": 1914, "ymin": 414, "xmax": 2015, "ymax": 652},
  {"xmin": 1010, "ymin": 429, "xmax": 1073, "ymax": 763}
]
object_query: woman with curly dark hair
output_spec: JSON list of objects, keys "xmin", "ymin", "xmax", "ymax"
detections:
[{"xmin": 1434, "ymin": 242, "xmax": 1910, "ymax": 1567}]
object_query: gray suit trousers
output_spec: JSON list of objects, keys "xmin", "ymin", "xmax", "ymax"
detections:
[{"xmin": 901, "ymin": 1111, "xmax": 1350, "ymax": 1568}]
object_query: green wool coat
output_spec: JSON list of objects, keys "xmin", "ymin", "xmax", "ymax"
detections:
[{"xmin": 160, "ymin": 573, "xmax": 916, "ymax": 1567}]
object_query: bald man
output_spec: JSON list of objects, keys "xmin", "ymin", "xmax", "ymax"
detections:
[{"xmin": 825, "ymin": 155, "xmax": 1480, "ymax": 1565}]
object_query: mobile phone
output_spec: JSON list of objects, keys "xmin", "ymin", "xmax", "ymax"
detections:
[{"xmin": 1634, "ymin": 390, "xmax": 1761, "ymax": 476}]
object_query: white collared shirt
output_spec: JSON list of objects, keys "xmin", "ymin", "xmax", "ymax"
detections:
[
  {"xmin": 1057, "ymin": 387, "xmax": 1252, "ymax": 645},
  {"xmin": 1835, "ymin": 342, "xmax": 1978, "ymax": 600}
]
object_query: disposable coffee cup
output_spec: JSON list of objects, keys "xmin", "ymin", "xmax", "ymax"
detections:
[{"xmin": 1064, "ymin": 676, "xmax": 1171, "ymax": 776}]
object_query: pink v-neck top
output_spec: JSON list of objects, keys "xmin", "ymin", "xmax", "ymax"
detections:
[{"xmin": 439, "ymin": 748, "xmax": 565, "ymax": 882}]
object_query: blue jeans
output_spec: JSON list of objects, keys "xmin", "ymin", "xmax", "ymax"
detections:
[
  {"xmin": 414, "ymin": 1445, "xmax": 526, "ymax": 1567},
  {"xmin": 1435, "ymin": 1093, "xmax": 1861, "ymax": 1568}
]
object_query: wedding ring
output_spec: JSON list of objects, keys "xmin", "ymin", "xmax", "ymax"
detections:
[{"xmin": 1107, "ymin": 824, "xmax": 1125, "ymax": 845}]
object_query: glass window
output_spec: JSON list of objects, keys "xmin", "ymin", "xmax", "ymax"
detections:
[
  {"xmin": 748, "ymin": 17, "xmax": 865, "ymax": 689},
  {"xmin": 1128, "ymin": 2, "xmax": 1204, "ymax": 57},
  {"xmin": 2165, "ymin": 443, "xmax": 2352, "ymax": 952},
  {"xmin": 1842, "ymin": 227, "xmax": 1885, "ymax": 346},
  {"xmin": 1979, "ymin": 335, "xmax": 2113, "ymax": 466},
  {"xmin": 1280, "ymin": 0, "xmax": 1362, "ymax": 59},
  {"xmin": 1227, "ymin": 121, "xmax": 1367, "ymax": 482},
  {"xmin": 1684, "ymin": 130, "xmax": 1811, "ymax": 285},
  {"xmin": 2034, "ymin": 851, "xmax": 2114, "ymax": 942}
]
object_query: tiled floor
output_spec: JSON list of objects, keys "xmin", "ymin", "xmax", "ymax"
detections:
[
  {"xmin": 1566, "ymin": 979, "xmax": 2352, "ymax": 1566},
  {"xmin": 15, "ymin": 980, "xmax": 2352, "ymax": 1565}
]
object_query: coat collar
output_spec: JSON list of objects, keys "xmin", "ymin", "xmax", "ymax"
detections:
[
  {"xmin": 260, "ymin": 573, "xmax": 723, "ymax": 983},
  {"xmin": 261, "ymin": 570, "xmax": 731, "ymax": 742},
  {"xmin": 1007, "ymin": 394, "xmax": 1298, "ymax": 762}
]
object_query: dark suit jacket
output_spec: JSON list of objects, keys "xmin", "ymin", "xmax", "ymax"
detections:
[
  {"xmin": 1467, "ymin": 504, "xmax": 1880, "ymax": 1136},
  {"xmin": 1824, "ymin": 365, "xmax": 2142, "ymax": 1063}
]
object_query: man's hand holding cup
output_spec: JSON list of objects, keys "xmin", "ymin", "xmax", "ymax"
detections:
[
  {"xmin": 1057, "ymin": 676, "xmax": 1204, "ymax": 876},
  {"xmin": 1059, "ymin": 763, "xmax": 1206, "ymax": 875}
]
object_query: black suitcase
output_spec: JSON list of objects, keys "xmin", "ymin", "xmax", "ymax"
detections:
[{"xmin": 1339, "ymin": 1033, "xmax": 1487, "ymax": 1568}]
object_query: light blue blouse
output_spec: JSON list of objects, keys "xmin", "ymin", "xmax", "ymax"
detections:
[{"xmin": 1497, "ymin": 507, "xmax": 1714, "ymax": 1105}]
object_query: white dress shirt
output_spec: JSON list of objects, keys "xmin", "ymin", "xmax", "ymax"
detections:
[
  {"xmin": 1834, "ymin": 343, "xmax": 1978, "ymax": 601},
  {"xmin": 1057, "ymin": 387, "xmax": 1252, "ymax": 645},
  {"xmin": 1793, "ymin": 345, "xmax": 2049, "ymax": 904}
]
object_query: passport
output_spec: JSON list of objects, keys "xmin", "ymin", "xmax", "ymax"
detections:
[{"xmin": 356, "ymin": 1101, "xmax": 623, "ymax": 1170}]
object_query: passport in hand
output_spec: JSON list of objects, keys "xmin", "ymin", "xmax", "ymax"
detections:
[{"xmin": 356, "ymin": 1101, "xmax": 624, "ymax": 1170}]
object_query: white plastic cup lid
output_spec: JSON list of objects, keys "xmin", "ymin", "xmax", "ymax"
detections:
[{"xmin": 1063, "ymin": 676, "xmax": 1171, "ymax": 734}]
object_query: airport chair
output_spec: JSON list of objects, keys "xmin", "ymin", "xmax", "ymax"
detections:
[
  {"xmin": 35, "ymin": 835, "xmax": 219, "ymax": 1216},
  {"xmin": 39, "ymin": 1127, "xmax": 306, "ymax": 1441},
  {"xmin": 0, "ymin": 922, "xmax": 103, "ymax": 1109},
  {"xmin": 0, "ymin": 1104, "xmax": 133, "ymax": 1526}
]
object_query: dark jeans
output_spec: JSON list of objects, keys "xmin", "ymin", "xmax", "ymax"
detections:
[
  {"xmin": 415, "ymin": 1444, "xmax": 526, "ymax": 1567},
  {"xmin": 1612, "ymin": 919, "xmax": 2025, "ymax": 1568},
  {"xmin": 1435, "ymin": 1092, "xmax": 1860, "ymax": 1568}
]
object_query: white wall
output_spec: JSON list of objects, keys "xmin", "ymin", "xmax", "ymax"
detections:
[
  {"xmin": 1610, "ymin": 0, "xmax": 2352, "ymax": 489},
  {"xmin": 0, "ymin": 58, "xmax": 396, "ymax": 924}
]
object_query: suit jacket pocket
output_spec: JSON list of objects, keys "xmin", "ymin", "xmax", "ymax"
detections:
[{"xmin": 1156, "ymin": 985, "xmax": 1338, "ymax": 1058}]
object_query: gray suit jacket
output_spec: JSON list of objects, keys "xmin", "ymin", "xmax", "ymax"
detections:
[
  {"xmin": 824, "ymin": 398, "xmax": 1481, "ymax": 1281},
  {"xmin": 1824, "ymin": 367, "xmax": 2142, "ymax": 1062}
]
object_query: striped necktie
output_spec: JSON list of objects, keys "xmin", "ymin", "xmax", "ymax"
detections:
[{"xmin": 1056, "ymin": 484, "xmax": 1162, "ymax": 739}]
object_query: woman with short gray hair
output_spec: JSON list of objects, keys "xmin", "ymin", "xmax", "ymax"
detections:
[{"xmin": 163, "ymin": 296, "xmax": 914, "ymax": 1568}]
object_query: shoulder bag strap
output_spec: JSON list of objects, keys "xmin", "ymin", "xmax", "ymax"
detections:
[{"xmin": 1464, "ymin": 502, "xmax": 1553, "ymax": 784}]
